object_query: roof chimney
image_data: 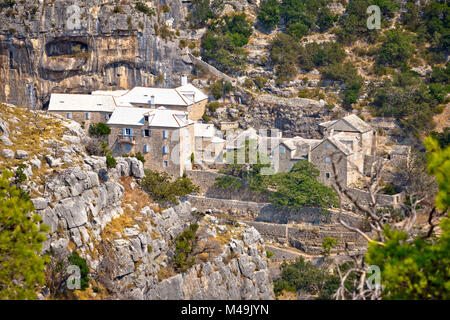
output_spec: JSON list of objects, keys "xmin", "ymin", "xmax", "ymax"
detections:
[
  {"xmin": 181, "ymin": 74, "xmax": 188, "ymax": 86},
  {"xmin": 150, "ymin": 95, "xmax": 155, "ymax": 108}
]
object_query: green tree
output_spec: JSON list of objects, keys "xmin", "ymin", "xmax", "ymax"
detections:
[
  {"xmin": 201, "ymin": 13, "xmax": 251, "ymax": 73},
  {"xmin": 377, "ymin": 30, "xmax": 414, "ymax": 68},
  {"xmin": 273, "ymin": 257, "xmax": 342, "ymax": 299},
  {"xmin": 187, "ymin": 0, "xmax": 214, "ymax": 28},
  {"xmin": 316, "ymin": 7, "xmax": 338, "ymax": 31},
  {"xmin": 322, "ymin": 236, "xmax": 338, "ymax": 257},
  {"xmin": 0, "ymin": 170, "xmax": 49, "ymax": 299},
  {"xmin": 269, "ymin": 33, "xmax": 300, "ymax": 80},
  {"xmin": 269, "ymin": 160, "xmax": 338, "ymax": 210},
  {"xmin": 139, "ymin": 170, "xmax": 199, "ymax": 205},
  {"xmin": 67, "ymin": 251, "xmax": 89, "ymax": 291},
  {"xmin": 365, "ymin": 138, "xmax": 450, "ymax": 299},
  {"xmin": 257, "ymin": 0, "xmax": 281, "ymax": 30},
  {"xmin": 88, "ymin": 122, "xmax": 111, "ymax": 137}
]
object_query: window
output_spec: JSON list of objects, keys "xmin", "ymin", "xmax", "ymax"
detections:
[
  {"xmin": 144, "ymin": 116, "xmax": 149, "ymax": 122},
  {"xmin": 144, "ymin": 144, "xmax": 149, "ymax": 153},
  {"xmin": 163, "ymin": 146, "xmax": 168, "ymax": 154},
  {"xmin": 326, "ymin": 173, "xmax": 330, "ymax": 179},
  {"xmin": 85, "ymin": 112, "xmax": 90, "ymax": 120},
  {"xmin": 123, "ymin": 128, "xmax": 133, "ymax": 136},
  {"xmin": 142, "ymin": 129, "xmax": 150, "ymax": 137},
  {"xmin": 326, "ymin": 143, "xmax": 330, "ymax": 150},
  {"xmin": 105, "ymin": 113, "xmax": 110, "ymax": 120},
  {"xmin": 186, "ymin": 144, "xmax": 190, "ymax": 152},
  {"xmin": 163, "ymin": 130, "xmax": 168, "ymax": 139},
  {"xmin": 66, "ymin": 113, "xmax": 71, "ymax": 119},
  {"xmin": 280, "ymin": 147, "xmax": 285, "ymax": 154},
  {"xmin": 163, "ymin": 161, "xmax": 168, "ymax": 167},
  {"xmin": 325, "ymin": 157, "xmax": 330, "ymax": 163}
]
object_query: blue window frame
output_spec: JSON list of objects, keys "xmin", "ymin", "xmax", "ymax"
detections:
[
  {"xmin": 144, "ymin": 144, "xmax": 149, "ymax": 153},
  {"xmin": 85, "ymin": 112, "xmax": 90, "ymax": 120},
  {"xmin": 163, "ymin": 146, "xmax": 168, "ymax": 154},
  {"xmin": 164, "ymin": 161, "xmax": 168, "ymax": 167},
  {"xmin": 66, "ymin": 113, "xmax": 71, "ymax": 119},
  {"xmin": 125, "ymin": 144, "xmax": 132, "ymax": 151},
  {"xmin": 163, "ymin": 130, "xmax": 168, "ymax": 139},
  {"xmin": 122, "ymin": 128, "xmax": 133, "ymax": 137},
  {"xmin": 280, "ymin": 147, "xmax": 285, "ymax": 154},
  {"xmin": 325, "ymin": 157, "xmax": 330, "ymax": 163}
]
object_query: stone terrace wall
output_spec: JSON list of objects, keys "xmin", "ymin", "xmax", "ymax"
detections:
[
  {"xmin": 345, "ymin": 188, "xmax": 404, "ymax": 209},
  {"xmin": 186, "ymin": 170, "xmax": 269, "ymax": 202},
  {"xmin": 187, "ymin": 195, "xmax": 365, "ymax": 228}
]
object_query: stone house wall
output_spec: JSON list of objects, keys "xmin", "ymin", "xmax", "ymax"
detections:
[
  {"xmin": 129, "ymin": 99, "xmax": 207, "ymax": 121},
  {"xmin": 108, "ymin": 123, "xmax": 195, "ymax": 177},
  {"xmin": 310, "ymin": 141, "xmax": 348, "ymax": 187},
  {"xmin": 51, "ymin": 110, "xmax": 112, "ymax": 131}
]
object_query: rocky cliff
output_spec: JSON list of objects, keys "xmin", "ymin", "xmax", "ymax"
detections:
[
  {"xmin": 0, "ymin": 103, "xmax": 273, "ymax": 300},
  {"xmin": 0, "ymin": 0, "xmax": 195, "ymax": 109}
]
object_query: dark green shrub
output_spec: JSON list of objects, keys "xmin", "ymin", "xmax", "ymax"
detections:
[
  {"xmin": 257, "ymin": 0, "xmax": 281, "ymax": 30},
  {"xmin": 67, "ymin": 251, "xmax": 89, "ymax": 291},
  {"xmin": 174, "ymin": 223, "xmax": 199, "ymax": 272},
  {"xmin": 88, "ymin": 122, "xmax": 111, "ymax": 137},
  {"xmin": 273, "ymin": 257, "xmax": 345, "ymax": 299},
  {"xmin": 106, "ymin": 154, "xmax": 117, "ymax": 169},
  {"xmin": 139, "ymin": 169, "xmax": 199, "ymax": 205},
  {"xmin": 14, "ymin": 163, "xmax": 27, "ymax": 185},
  {"xmin": 135, "ymin": 2, "xmax": 155, "ymax": 16},
  {"xmin": 207, "ymin": 101, "xmax": 220, "ymax": 112}
]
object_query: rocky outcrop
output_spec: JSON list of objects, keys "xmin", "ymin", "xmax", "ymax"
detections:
[
  {"xmin": 0, "ymin": 0, "xmax": 194, "ymax": 108},
  {"xmin": 0, "ymin": 104, "xmax": 273, "ymax": 300}
]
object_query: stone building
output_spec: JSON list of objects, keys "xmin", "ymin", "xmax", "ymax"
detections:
[
  {"xmin": 193, "ymin": 123, "xmax": 225, "ymax": 166},
  {"xmin": 107, "ymin": 107, "xmax": 194, "ymax": 177},
  {"xmin": 273, "ymin": 137, "xmax": 321, "ymax": 172},
  {"xmin": 48, "ymin": 77, "xmax": 208, "ymax": 126},
  {"xmin": 48, "ymin": 93, "xmax": 116, "ymax": 129},
  {"xmin": 319, "ymin": 114, "xmax": 377, "ymax": 156},
  {"xmin": 112, "ymin": 76, "xmax": 208, "ymax": 121},
  {"xmin": 309, "ymin": 136, "xmax": 361, "ymax": 188}
]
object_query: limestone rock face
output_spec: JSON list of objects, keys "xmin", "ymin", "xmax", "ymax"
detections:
[{"xmin": 0, "ymin": 0, "xmax": 194, "ymax": 108}]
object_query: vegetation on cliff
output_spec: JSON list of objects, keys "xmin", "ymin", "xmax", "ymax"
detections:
[{"xmin": 0, "ymin": 170, "xmax": 49, "ymax": 299}]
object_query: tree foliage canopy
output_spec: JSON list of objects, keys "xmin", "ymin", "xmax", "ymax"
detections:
[
  {"xmin": 268, "ymin": 160, "xmax": 338, "ymax": 209},
  {"xmin": 0, "ymin": 170, "xmax": 49, "ymax": 299},
  {"xmin": 365, "ymin": 137, "xmax": 450, "ymax": 299},
  {"xmin": 140, "ymin": 170, "xmax": 199, "ymax": 205}
]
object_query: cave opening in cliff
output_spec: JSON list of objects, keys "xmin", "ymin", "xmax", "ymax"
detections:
[{"xmin": 45, "ymin": 39, "xmax": 88, "ymax": 57}]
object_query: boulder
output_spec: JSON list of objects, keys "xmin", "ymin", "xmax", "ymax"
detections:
[
  {"xmin": 0, "ymin": 135, "xmax": 13, "ymax": 146},
  {"xmin": 15, "ymin": 150, "xmax": 29, "ymax": 159},
  {"xmin": 30, "ymin": 158, "xmax": 41, "ymax": 169},
  {"xmin": 2, "ymin": 149, "xmax": 14, "ymax": 159},
  {"xmin": 45, "ymin": 155, "xmax": 62, "ymax": 167},
  {"xmin": 31, "ymin": 197, "xmax": 48, "ymax": 210}
]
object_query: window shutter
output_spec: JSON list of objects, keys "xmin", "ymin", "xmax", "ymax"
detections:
[
  {"xmin": 130, "ymin": 128, "xmax": 133, "ymax": 136},
  {"xmin": 122, "ymin": 128, "xmax": 126, "ymax": 136},
  {"xmin": 142, "ymin": 130, "xmax": 145, "ymax": 137},
  {"xmin": 144, "ymin": 144, "xmax": 149, "ymax": 153}
]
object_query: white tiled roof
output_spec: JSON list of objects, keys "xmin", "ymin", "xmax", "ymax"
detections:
[
  {"xmin": 113, "ymin": 84, "xmax": 208, "ymax": 107},
  {"xmin": 107, "ymin": 107, "xmax": 193, "ymax": 128},
  {"xmin": 194, "ymin": 123, "xmax": 216, "ymax": 138},
  {"xmin": 319, "ymin": 114, "xmax": 372, "ymax": 133},
  {"xmin": 48, "ymin": 94, "xmax": 116, "ymax": 112},
  {"xmin": 91, "ymin": 90, "xmax": 130, "ymax": 97},
  {"xmin": 175, "ymin": 83, "xmax": 209, "ymax": 104}
]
